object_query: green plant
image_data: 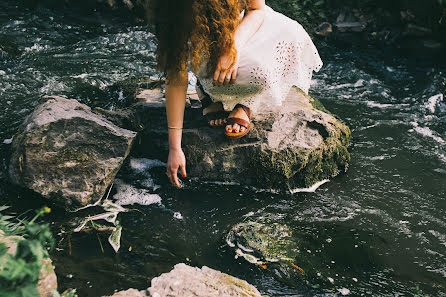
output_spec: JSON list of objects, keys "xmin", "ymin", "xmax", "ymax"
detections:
[
  {"xmin": 0, "ymin": 206, "xmax": 53, "ymax": 297},
  {"xmin": 52, "ymin": 289, "xmax": 77, "ymax": 297}
]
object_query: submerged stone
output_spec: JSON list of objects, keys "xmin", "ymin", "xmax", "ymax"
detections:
[
  {"xmin": 8, "ymin": 96, "xmax": 137, "ymax": 210},
  {"xmin": 226, "ymin": 214, "xmax": 308, "ymax": 282},
  {"xmin": 97, "ymin": 83, "xmax": 351, "ymax": 190}
]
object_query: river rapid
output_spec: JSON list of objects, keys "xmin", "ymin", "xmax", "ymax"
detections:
[{"xmin": 1, "ymin": 2, "xmax": 445, "ymax": 296}]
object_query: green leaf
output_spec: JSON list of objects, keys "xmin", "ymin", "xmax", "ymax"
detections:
[{"xmin": 108, "ymin": 225, "xmax": 122, "ymax": 253}]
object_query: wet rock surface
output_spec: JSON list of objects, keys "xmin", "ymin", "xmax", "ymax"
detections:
[
  {"xmin": 148, "ymin": 263, "xmax": 262, "ymax": 297},
  {"xmin": 8, "ymin": 96, "xmax": 137, "ymax": 210},
  {"xmin": 97, "ymin": 85, "xmax": 351, "ymax": 190},
  {"xmin": 106, "ymin": 264, "xmax": 261, "ymax": 297}
]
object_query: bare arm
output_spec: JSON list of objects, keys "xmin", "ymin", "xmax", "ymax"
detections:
[
  {"xmin": 165, "ymin": 70, "xmax": 188, "ymax": 187},
  {"xmin": 214, "ymin": 0, "xmax": 266, "ymax": 85},
  {"xmin": 234, "ymin": 0, "xmax": 266, "ymax": 50}
]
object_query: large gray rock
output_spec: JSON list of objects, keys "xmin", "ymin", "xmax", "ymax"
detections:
[
  {"xmin": 96, "ymin": 84, "xmax": 350, "ymax": 190},
  {"xmin": 8, "ymin": 96, "xmax": 137, "ymax": 210},
  {"xmin": 148, "ymin": 263, "xmax": 262, "ymax": 297},
  {"xmin": 105, "ymin": 263, "xmax": 261, "ymax": 297}
]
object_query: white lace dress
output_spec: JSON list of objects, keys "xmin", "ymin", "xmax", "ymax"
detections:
[{"xmin": 196, "ymin": 5, "xmax": 323, "ymax": 113}]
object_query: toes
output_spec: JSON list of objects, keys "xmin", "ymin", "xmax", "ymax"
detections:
[
  {"xmin": 226, "ymin": 124, "xmax": 232, "ymax": 132},
  {"xmin": 233, "ymin": 124, "xmax": 240, "ymax": 133},
  {"xmin": 240, "ymin": 126, "xmax": 246, "ymax": 132}
]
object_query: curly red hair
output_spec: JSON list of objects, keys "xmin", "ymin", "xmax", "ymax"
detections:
[{"xmin": 146, "ymin": 0, "xmax": 247, "ymax": 82}]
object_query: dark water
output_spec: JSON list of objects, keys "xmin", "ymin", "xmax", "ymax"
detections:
[{"xmin": 1, "ymin": 2, "xmax": 446, "ymax": 296}]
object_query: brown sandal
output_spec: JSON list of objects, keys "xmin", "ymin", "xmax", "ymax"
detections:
[{"xmin": 225, "ymin": 104, "xmax": 252, "ymax": 139}]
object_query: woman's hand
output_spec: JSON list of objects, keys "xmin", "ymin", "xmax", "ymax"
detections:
[
  {"xmin": 213, "ymin": 51, "xmax": 240, "ymax": 86},
  {"xmin": 166, "ymin": 147, "xmax": 187, "ymax": 187}
]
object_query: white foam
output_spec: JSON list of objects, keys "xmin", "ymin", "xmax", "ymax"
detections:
[
  {"xmin": 338, "ymin": 288, "xmax": 350, "ymax": 295},
  {"xmin": 425, "ymin": 94, "xmax": 443, "ymax": 113},
  {"xmin": 356, "ymin": 123, "xmax": 379, "ymax": 131},
  {"xmin": 328, "ymin": 83, "xmax": 355, "ymax": 90},
  {"xmin": 202, "ymin": 180, "xmax": 241, "ymax": 186},
  {"xmin": 366, "ymin": 101, "xmax": 393, "ymax": 108},
  {"xmin": 411, "ymin": 122, "xmax": 445, "ymax": 144},
  {"xmin": 24, "ymin": 43, "xmax": 49, "ymax": 52},
  {"xmin": 290, "ymin": 179, "xmax": 329, "ymax": 194},
  {"xmin": 428, "ymin": 230, "xmax": 446, "ymax": 247},
  {"xmin": 72, "ymin": 73, "xmax": 90, "ymax": 79},
  {"xmin": 354, "ymin": 79, "xmax": 365, "ymax": 87},
  {"xmin": 130, "ymin": 158, "xmax": 165, "ymax": 172},
  {"xmin": 368, "ymin": 155, "xmax": 394, "ymax": 161},
  {"xmin": 113, "ymin": 179, "xmax": 162, "ymax": 206},
  {"xmin": 0, "ymin": 70, "xmax": 5, "ymax": 75},
  {"xmin": 173, "ymin": 212, "xmax": 183, "ymax": 220},
  {"xmin": 2, "ymin": 137, "xmax": 13, "ymax": 144},
  {"xmin": 129, "ymin": 158, "xmax": 165, "ymax": 190}
]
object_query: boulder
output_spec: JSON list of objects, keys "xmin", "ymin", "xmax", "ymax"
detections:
[
  {"xmin": 97, "ymin": 84, "xmax": 350, "ymax": 190},
  {"xmin": 0, "ymin": 230, "xmax": 58, "ymax": 297},
  {"xmin": 8, "ymin": 96, "xmax": 137, "ymax": 210},
  {"xmin": 105, "ymin": 263, "xmax": 261, "ymax": 297},
  {"xmin": 148, "ymin": 263, "xmax": 262, "ymax": 297}
]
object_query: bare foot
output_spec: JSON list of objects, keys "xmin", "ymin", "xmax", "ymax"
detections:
[{"xmin": 204, "ymin": 102, "xmax": 227, "ymax": 126}]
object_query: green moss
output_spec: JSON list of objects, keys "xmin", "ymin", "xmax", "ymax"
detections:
[
  {"xmin": 245, "ymin": 114, "xmax": 351, "ymax": 189},
  {"xmin": 309, "ymin": 96, "xmax": 334, "ymax": 117}
]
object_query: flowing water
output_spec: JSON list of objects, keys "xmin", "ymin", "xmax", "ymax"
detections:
[{"xmin": 1, "ymin": 2, "xmax": 446, "ymax": 296}]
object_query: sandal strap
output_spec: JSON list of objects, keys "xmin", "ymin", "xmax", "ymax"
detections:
[
  {"xmin": 226, "ymin": 117, "xmax": 250, "ymax": 129},
  {"xmin": 235, "ymin": 104, "xmax": 252, "ymax": 119}
]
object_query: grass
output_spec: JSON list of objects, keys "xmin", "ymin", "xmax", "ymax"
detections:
[{"xmin": 0, "ymin": 206, "xmax": 77, "ymax": 297}]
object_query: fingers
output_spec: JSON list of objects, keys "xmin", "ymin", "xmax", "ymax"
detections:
[
  {"xmin": 231, "ymin": 68, "xmax": 238, "ymax": 83},
  {"xmin": 218, "ymin": 70, "xmax": 227, "ymax": 86},
  {"xmin": 167, "ymin": 166, "xmax": 180, "ymax": 187},
  {"xmin": 213, "ymin": 67, "xmax": 220, "ymax": 85},
  {"xmin": 224, "ymin": 73, "xmax": 231, "ymax": 85},
  {"xmin": 214, "ymin": 65, "xmax": 238, "ymax": 86},
  {"xmin": 180, "ymin": 163, "xmax": 187, "ymax": 179}
]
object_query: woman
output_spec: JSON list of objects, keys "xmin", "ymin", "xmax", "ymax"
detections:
[{"xmin": 147, "ymin": 0, "xmax": 322, "ymax": 187}]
